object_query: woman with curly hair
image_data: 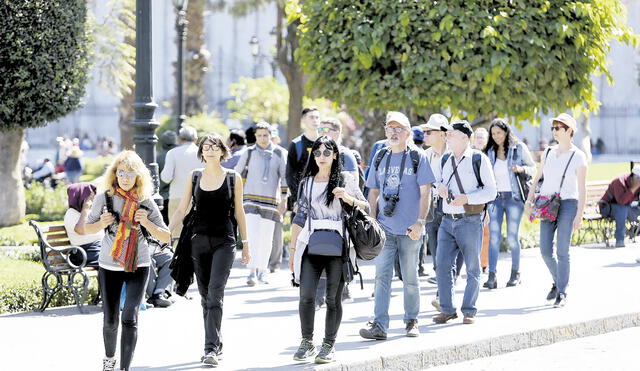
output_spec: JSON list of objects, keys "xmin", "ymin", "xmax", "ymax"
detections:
[{"xmin": 84, "ymin": 150, "xmax": 171, "ymax": 371}]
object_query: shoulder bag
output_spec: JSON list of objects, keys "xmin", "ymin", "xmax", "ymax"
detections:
[
  {"xmin": 529, "ymin": 151, "xmax": 575, "ymax": 222},
  {"xmin": 305, "ymin": 177, "xmax": 343, "ymax": 257}
]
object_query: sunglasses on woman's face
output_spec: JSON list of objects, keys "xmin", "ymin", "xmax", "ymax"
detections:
[
  {"xmin": 202, "ymin": 144, "xmax": 220, "ymax": 151},
  {"xmin": 313, "ymin": 149, "xmax": 333, "ymax": 158},
  {"xmin": 317, "ymin": 127, "xmax": 338, "ymax": 134},
  {"xmin": 116, "ymin": 169, "xmax": 137, "ymax": 179},
  {"xmin": 551, "ymin": 125, "xmax": 567, "ymax": 132}
]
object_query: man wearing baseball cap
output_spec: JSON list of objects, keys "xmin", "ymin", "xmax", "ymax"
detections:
[
  {"xmin": 599, "ymin": 166, "xmax": 640, "ymax": 247},
  {"xmin": 359, "ymin": 111, "xmax": 436, "ymax": 339},
  {"xmin": 431, "ymin": 119, "xmax": 497, "ymax": 324}
]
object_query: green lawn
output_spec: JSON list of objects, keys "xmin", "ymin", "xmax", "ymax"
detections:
[
  {"xmin": 0, "ymin": 258, "xmax": 43, "ymax": 283},
  {"xmin": 587, "ymin": 162, "xmax": 629, "ymax": 182},
  {"xmin": 0, "ymin": 220, "xmax": 62, "ymax": 246}
]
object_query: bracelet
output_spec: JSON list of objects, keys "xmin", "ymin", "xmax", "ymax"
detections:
[{"xmin": 241, "ymin": 239, "xmax": 249, "ymax": 244}]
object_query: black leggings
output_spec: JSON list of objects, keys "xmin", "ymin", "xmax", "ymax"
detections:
[
  {"xmin": 99, "ymin": 267, "xmax": 149, "ymax": 371},
  {"xmin": 299, "ymin": 251, "xmax": 345, "ymax": 345},
  {"xmin": 191, "ymin": 234, "xmax": 236, "ymax": 354}
]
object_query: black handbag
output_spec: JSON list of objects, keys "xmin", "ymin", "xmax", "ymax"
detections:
[
  {"xmin": 340, "ymin": 200, "xmax": 385, "ymax": 261},
  {"xmin": 513, "ymin": 144, "xmax": 532, "ymax": 202}
]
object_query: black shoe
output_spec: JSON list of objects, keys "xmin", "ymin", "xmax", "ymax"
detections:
[
  {"xmin": 359, "ymin": 321, "xmax": 387, "ymax": 340},
  {"xmin": 483, "ymin": 272, "xmax": 497, "ymax": 289},
  {"xmin": 405, "ymin": 319, "xmax": 420, "ymax": 337},
  {"xmin": 293, "ymin": 338, "xmax": 317, "ymax": 361},
  {"xmin": 553, "ymin": 293, "xmax": 567, "ymax": 308},
  {"xmin": 148, "ymin": 293, "xmax": 172, "ymax": 308},
  {"xmin": 506, "ymin": 270, "xmax": 521, "ymax": 287},
  {"xmin": 418, "ymin": 270, "xmax": 428, "ymax": 277},
  {"xmin": 546, "ymin": 284, "xmax": 558, "ymax": 301}
]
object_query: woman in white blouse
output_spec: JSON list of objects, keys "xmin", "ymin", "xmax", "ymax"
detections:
[{"xmin": 525, "ymin": 113, "xmax": 587, "ymax": 308}]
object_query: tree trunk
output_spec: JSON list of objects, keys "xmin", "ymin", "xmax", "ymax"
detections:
[
  {"xmin": 119, "ymin": 33, "xmax": 136, "ymax": 150},
  {"xmin": 184, "ymin": 0, "xmax": 209, "ymax": 116},
  {"xmin": 0, "ymin": 129, "xmax": 25, "ymax": 227},
  {"xmin": 360, "ymin": 109, "xmax": 386, "ymax": 165},
  {"xmin": 578, "ymin": 114, "xmax": 592, "ymax": 163}
]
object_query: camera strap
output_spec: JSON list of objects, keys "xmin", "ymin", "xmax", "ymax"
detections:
[
  {"xmin": 444, "ymin": 155, "xmax": 466, "ymax": 190},
  {"xmin": 382, "ymin": 148, "xmax": 408, "ymax": 196}
]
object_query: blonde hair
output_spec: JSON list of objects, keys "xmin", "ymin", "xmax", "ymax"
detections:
[{"xmin": 103, "ymin": 150, "xmax": 153, "ymax": 200}]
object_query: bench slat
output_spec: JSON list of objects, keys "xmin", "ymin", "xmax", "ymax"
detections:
[
  {"xmin": 46, "ymin": 232, "xmax": 70, "ymax": 241},
  {"xmin": 45, "ymin": 225, "xmax": 67, "ymax": 233},
  {"xmin": 49, "ymin": 240, "xmax": 73, "ymax": 247}
]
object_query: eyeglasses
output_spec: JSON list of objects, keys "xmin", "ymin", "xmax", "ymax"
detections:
[
  {"xmin": 313, "ymin": 149, "xmax": 333, "ymax": 158},
  {"xmin": 551, "ymin": 125, "xmax": 567, "ymax": 132},
  {"xmin": 202, "ymin": 144, "xmax": 221, "ymax": 151},
  {"xmin": 116, "ymin": 169, "xmax": 137, "ymax": 179},
  {"xmin": 317, "ymin": 127, "xmax": 338, "ymax": 134},
  {"xmin": 385, "ymin": 126, "xmax": 407, "ymax": 134}
]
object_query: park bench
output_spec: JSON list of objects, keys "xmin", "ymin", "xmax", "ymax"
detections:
[
  {"xmin": 575, "ymin": 180, "xmax": 614, "ymax": 246},
  {"xmin": 29, "ymin": 220, "xmax": 98, "ymax": 313}
]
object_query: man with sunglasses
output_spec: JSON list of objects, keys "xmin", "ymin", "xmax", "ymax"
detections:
[
  {"xmin": 316, "ymin": 118, "xmax": 359, "ymax": 182},
  {"xmin": 359, "ymin": 111, "xmax": 435, "ymax": 340}
]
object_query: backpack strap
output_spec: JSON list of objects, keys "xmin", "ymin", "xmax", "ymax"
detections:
[
  {"xmin": 104, "ymin": 192, "xmax": 120, "ymax": 225},
  {"xmin": 374, "ymin": 147, "xmax": 390, "ymax": 171},
  {"xmin": 409, "ymin": 148, "xmax": 420, "ymax": 174},
  {"xmin": 440, "ymin": 152, "xmax": 451, "ymax": 171},
  {"xmin": 191, "ymin": 170, "xmax": 202, "ymax": 209},
  {"xmin": 294, "ymin": 137, "xmax": 304, "ymax": 162},
  {"xmin": 471, "ymin": 151, "xmax": 484, "ymax": 188},
  {"xmin": 241, "ymin": 147, "xmax": 254, "ymax": 182}
]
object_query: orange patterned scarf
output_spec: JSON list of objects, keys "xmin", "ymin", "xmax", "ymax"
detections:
[{"xmin": 109, "ymin": 187, "xmax": 140, "ymax": 272}]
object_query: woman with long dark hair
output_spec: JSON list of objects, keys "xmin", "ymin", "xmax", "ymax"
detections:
[
  {"xmin": 168, "ymin": 133, "xmax": 250, "ymax": 366},
  {"xmin": 84, "ymin": 151, "xmax": 171, "ymax": 371},
  {"xmin": 525, "ymin": 113, "xmax": 587, "ymax": 308},
  {"xmin": 483, "ymin": 119, "xmax": 536, "ymax": 289},
  {"xmin": 289, "ymin": 136, "xmax": 368, "ymax": 364}
]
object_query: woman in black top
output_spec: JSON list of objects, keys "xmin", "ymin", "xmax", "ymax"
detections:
[{"xmin": 169, "ymin": 134, "xmax": 250, "ymax": 367}]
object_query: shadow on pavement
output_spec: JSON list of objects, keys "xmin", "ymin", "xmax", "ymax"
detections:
[{"xmin": 1, "ymin": 305, "xmax": 101, "ymax": 318}]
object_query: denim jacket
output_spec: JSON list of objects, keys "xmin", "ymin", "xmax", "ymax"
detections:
[{"xmin": 486, "ymin": 142, "xmax": 536, "ymax": 201}]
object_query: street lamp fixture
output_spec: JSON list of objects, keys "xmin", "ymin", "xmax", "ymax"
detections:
[
  {"xmin": 173, "ymin": 0, "xmax": 189, "ymax": 133},
  {"xmin": 249, "ymin": 35, "xmax": 260, "ymax": 78}
]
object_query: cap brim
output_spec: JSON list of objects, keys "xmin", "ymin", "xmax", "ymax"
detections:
[{"xmin": 440, "ymin": 123, "xmax": 454, "ymax": 131}]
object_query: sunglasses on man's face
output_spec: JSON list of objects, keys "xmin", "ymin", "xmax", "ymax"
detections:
[
  {"xmin": 313, "ymin": 149, "xmax": 333, "ymax": 158},
  {"xmin": 116, "ymin": 170, "xmax": 137, "ymax": 179}
]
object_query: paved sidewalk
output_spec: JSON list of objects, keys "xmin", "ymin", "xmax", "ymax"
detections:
[{"xmin": 1, "ymin": 243, "xmax": 639, "ymax": 370}]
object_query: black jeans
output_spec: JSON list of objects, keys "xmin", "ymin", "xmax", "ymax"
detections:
[
  {"xmin": 99, "ymin": 266, "xmax": 150, "ymax": 371},
  {"xmin": 299, "ymin": 251, "xmax": 345, "ymax": 345},
  {"xmin": 191, "ymin": 234, "xmax": 236, "ymax": 354}
]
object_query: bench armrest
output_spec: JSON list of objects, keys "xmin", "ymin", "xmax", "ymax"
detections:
[{"xmin": 49, "ymin": 245, "xmax": 87, "ymax": 270}]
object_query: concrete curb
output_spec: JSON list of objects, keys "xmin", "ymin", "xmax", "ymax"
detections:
[{"xmin": 308, "ymin": 312, "xmax": 640, "ymax": 370}]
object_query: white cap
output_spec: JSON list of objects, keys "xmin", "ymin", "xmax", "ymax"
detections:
[
  {"xmin": 385, "ymin": 111, "xmax": 410, "ymax": 129},
  {"xmin": 632, "ymin": 166, "xmax": 640, "ymax": 177},
  {"xmin": 422, "ymin": 113, "xmax": 449, "ymax": 130},
  {"xmin": 550, "ymin": 113, "xmax": 577, "ymax": 132}
]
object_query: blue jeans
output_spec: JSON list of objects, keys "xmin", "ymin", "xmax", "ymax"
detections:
[
  {"xmin": 610, "ymin": 203, "xmax": 640, "ymax": 244},
  {"xmin": 436, "ymin": 214, "xmax": 483, "ymax": 316},
  {"xmin": 488, "ymin": 192, "xmax": 524, "ymax": 273},
  {"xmin": 373, "ymin": 231, "xmax": 421, "ymax": 332},
  {"xmin": 540, "ymin": 199, "xmax": 578, "ymax": 295}
]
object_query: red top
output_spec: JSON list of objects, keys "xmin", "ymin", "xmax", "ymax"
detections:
[{"xmin": 600, "ymin": 174, "xmax": 640, "ymax": 205}]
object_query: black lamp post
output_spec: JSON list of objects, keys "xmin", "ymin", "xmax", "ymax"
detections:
[
  {"xmin": 132, "ymin": 0, "xmax": 162, "ymax": 205},
  {"xmin": 249, "ymin": 35, "xmax": 260, "ymax": 78},
  {"xmin": 173, "ymin": 0, "xmax": 189, "ymax": 133}
]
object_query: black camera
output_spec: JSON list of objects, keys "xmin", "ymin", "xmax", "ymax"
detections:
[{"xmin": 382, "ymin": 193, "xmax": 400, "ymax": 217}]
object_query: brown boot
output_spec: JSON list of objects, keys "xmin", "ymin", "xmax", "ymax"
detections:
[{"xmin": 432, "ymin": 312, "xmax": 458, "ymax": 324}]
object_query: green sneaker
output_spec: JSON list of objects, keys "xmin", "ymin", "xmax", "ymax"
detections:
[
  {"xmin": 315, "ymin": 342, "xmax": 335, "ymax": 364},
  {"xmin": 293, "ymin": 338, "xmax": 317, "ymax": 361}
]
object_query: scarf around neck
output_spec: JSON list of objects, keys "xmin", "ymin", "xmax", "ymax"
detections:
[
  {"xmin": 256, "ymin": 144, "xmax": 273, "ymax": 184},
  {"xmin": 110, "ymin": 187, "xmax": 141, "ymax": 272}
]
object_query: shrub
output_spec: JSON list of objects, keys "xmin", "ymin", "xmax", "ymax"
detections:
[
  {"xmin": 83, "ymin": 155, "xmax": 113, "ymax": 181},
  {"xmin": 25, "ymin": 183, "xmax": 67, "ymax": 221}
]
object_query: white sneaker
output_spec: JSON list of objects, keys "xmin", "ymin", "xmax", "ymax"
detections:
[{"xmin": 103, "ymin": 358, "xmax": 116, "ymax": 371}]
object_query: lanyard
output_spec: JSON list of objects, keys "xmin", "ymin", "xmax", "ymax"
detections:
[{"xmin": 382, "ymin": 148, "xmax": 408, "ymax": 195}]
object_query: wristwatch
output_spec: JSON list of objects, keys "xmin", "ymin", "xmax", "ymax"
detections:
[{"xmin": 417, "ymin": 218, "xmax": 426, "ymax": 226}]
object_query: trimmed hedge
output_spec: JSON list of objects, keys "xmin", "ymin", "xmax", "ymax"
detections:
[
  {"xmin": 25, "ymin": 183, "xmax": 67, "ymax": 221},
  {"xmin": 0, "ymin": 0, "xmax": 90, "ymax": 130}
]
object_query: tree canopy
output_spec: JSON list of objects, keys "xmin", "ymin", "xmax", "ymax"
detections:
[
  {"xmin": 0, "ymin": 0, "xmax": 91, "ymax": 130},
  {"xmin": 292, "ymin": 0, "xmax": 637, "ymax": 122}
]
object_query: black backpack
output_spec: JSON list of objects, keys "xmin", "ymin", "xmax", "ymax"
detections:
[{"xmin": 340, "ymin": 150, "xmax": 366, "ymax": 192}]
